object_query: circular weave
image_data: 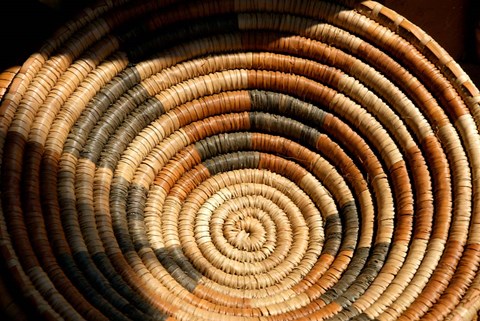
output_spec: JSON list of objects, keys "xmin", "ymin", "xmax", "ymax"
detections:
[{"xmin": 1, "ymin": 1, "xmax": 480, "ymax": 320}]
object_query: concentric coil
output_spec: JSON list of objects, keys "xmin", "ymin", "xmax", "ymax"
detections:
[{"xmin": 1, "ymin": 1, "xmax": 480, "ymax": 320}]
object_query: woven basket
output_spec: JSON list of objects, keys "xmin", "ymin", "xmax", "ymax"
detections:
[{"xmin": 1, "ymin": 0, "xmax": 480, "ymax": 320}]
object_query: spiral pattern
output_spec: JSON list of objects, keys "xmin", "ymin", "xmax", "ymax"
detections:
[{"xmin": 1, "ymin": 1, "xmax": 480, "ymax": 320}]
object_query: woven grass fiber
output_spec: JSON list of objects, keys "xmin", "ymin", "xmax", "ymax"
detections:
[{"xmin": 1, "ymin": 0, "xmax": 480, "ymax": 320}]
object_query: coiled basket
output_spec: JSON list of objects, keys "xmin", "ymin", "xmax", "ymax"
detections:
[{"xmin": 1, "ymin": 0, "xmax": 480, "ymax": 320}]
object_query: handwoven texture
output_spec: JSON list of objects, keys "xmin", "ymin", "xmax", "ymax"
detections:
[{"xmin": 1, "ymin": 0, "xmax": 480, "ymax": 320}]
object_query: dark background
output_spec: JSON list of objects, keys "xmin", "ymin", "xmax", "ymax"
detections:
[
  {"xmin": 385, "ymin": 0, "xmax": 480, "ymax": 86},
  {"xmin": 0, "ymin": 0, "xmax": 94, "ymax": 71},
  {"xmin": 0, "ymin": 0, "xmax": 479, "ymax": 85}
]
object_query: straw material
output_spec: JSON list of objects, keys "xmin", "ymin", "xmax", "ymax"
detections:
[{"xmin": 1, "ymin": 0, "xmax": 480, "ymax": 320}]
